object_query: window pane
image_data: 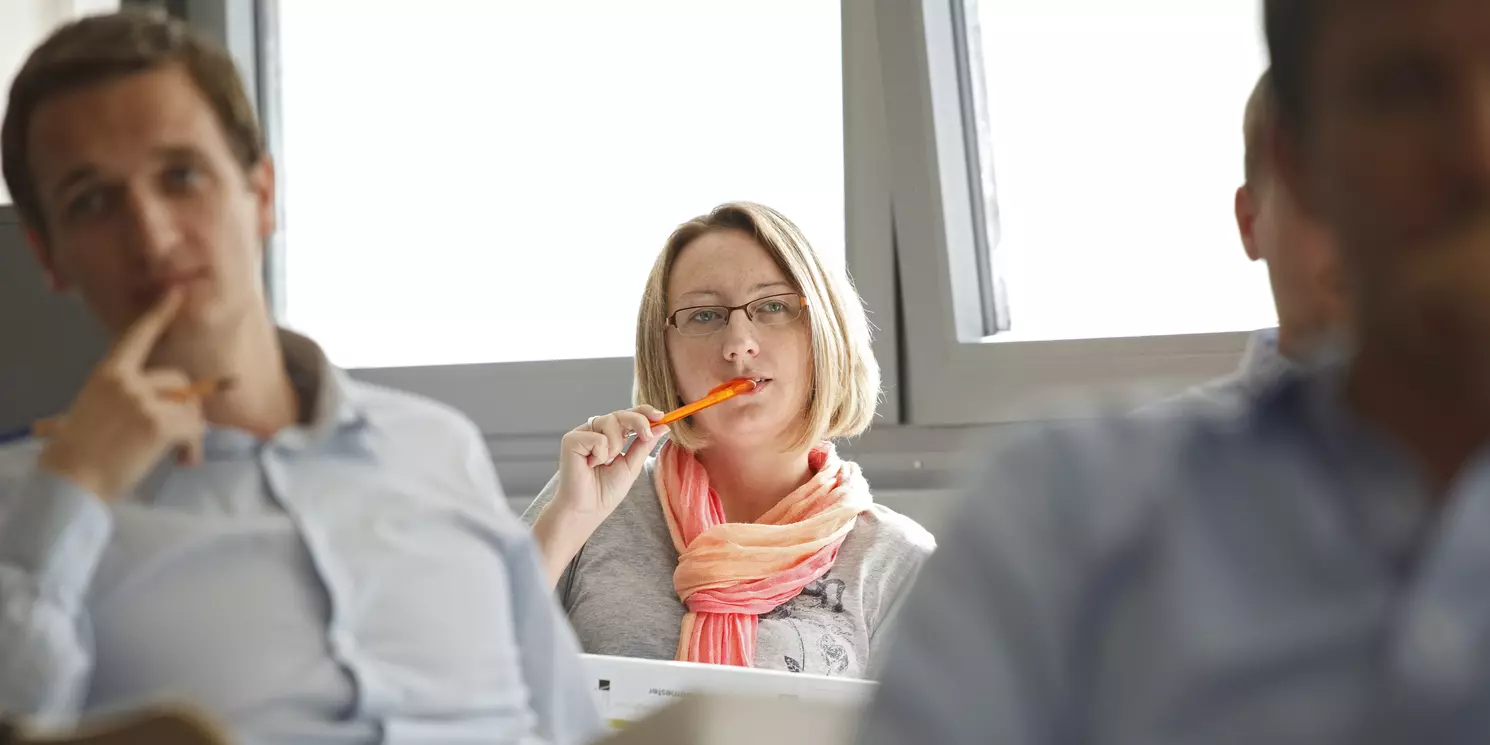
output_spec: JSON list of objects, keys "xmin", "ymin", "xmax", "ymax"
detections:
[
  {"xmin": 279, "ymin": 1, "xmax": 843, "ymax": 369},
  {"xmin": 972, "ymin": 0, "xmax": 1275, "ymax": 341},
  {"xmin": 1, "ymin": 1, "xmax": 120, "ymax": 205}
]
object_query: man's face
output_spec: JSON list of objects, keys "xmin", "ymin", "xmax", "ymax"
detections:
[
  {"xmin": 1291, "ymin": 0, "xmax": 1490, "ymax": 359},
  {"xmin": 25, "ymin": 64, "xmax": 273, "ymax": 342}
]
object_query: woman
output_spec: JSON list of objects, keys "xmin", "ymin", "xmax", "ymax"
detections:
[{"xmin": 523, "ymin": 202, "xmax": 934, "ymax": 677}]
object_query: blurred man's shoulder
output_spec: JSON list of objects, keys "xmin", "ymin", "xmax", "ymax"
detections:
[{"xmin": 977, "ymin": 380, "xmax": 1302, "ymax": 526}]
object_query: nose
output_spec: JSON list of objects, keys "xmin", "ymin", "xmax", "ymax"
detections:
[
  {"xmin": 720, "ymin": 307, "xmax": 761, "ymax": 362},
  {"xmin": 122, "ymin": 189, "xmax": 183, "ymax": 270}
]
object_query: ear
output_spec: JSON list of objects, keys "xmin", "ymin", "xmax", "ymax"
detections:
[
  {"xmin": 24, "ymin": 224, "xmax": 70, "ymax": 292},
  {"xmin": 1235, "ymin": 185, "xmax": 1262, "ymax": 262},
  {"xmin": 248, "ymin": 156, "xmax": 276, "ymax": 243}
]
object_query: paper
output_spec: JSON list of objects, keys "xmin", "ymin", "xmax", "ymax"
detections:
[{"xmin": 580, "ymin": 653, "xmax": 876, "ymax": 730}]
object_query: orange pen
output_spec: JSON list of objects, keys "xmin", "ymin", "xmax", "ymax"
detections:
[
  {"xmin": 615, "ymin": 377, "xmax": 763, "ymax": 459},
  {"xmin": 26, "ymin": 377, "xmax": 236, "ymax": 440},
  {"xmin": 656, "ymin": 377, "xmax": 763, "ymax": 427}
]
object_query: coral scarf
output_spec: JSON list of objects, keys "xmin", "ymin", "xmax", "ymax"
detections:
[{"xmin": 655, "ymin": 439, "xmax": 872, "ymax": 667}]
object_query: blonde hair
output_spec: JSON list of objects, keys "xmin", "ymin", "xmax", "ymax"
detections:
[{"xmin": 634, "ymin": 202, "xmax": 881, "ymax": 452}]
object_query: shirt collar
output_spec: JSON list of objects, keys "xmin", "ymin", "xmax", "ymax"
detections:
[
  {"xmin": 1238, "ymin": 326, "xmax": 1361, "ymax": 390},
  {"xmin": 198, "ymin": 329, "xmax": 370, "ymax": 455},
  {"xmin": 1226, "ymin": 328, "xmax": 1294, "ymax": 397},
  {"xmin": 279, "ymin": 329, "xmax": 367, "ymax": 436},
  {"xmin": 1237, "ymin": 328, "xmax": 1285, "ymax": 377}
]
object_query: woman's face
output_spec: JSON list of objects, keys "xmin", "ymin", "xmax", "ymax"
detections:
[{"xmin": 666, "ymin": 229, "xmax": 813, "ymax": 448}]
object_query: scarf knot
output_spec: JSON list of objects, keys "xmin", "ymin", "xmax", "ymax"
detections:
[{"xmin": 655, "ymin": 440, "xmax": 872, "ymax": 667}]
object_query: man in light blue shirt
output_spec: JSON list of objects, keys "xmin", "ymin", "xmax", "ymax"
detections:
[
  {"xmin": 1161, "ymin": 70, "xmax": 1347, "ymax": 410},
  {"xmin": 861, "ymin": 0, "xmax": 1490, "ymax": 743},
  {"xmin": 0, "ymin": 11, "xmax": 601, "ymax": 744}
]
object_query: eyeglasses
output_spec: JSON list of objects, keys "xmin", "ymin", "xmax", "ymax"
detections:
[{"xmin": 666, "ymin": 293, "xmax": 808, "ymax": 337}]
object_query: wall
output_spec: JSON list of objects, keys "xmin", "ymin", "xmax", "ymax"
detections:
[
  {"xmin": 0, "ymin": 207, "xmax": 109, "ymax": 431},
  {"xmin": 1, "ymin": 3, "xmax": 124, "ymax": 431}
]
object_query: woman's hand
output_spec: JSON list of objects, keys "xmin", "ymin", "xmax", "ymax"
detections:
[
  {"xmin": 556, "ymin": 404, "xmax": 668, "ymax": 516},
  {"xmin": 533, "ymin": 405, "xmax": 668, "ymax": 586}
]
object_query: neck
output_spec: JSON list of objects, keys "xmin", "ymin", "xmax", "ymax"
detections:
[
  {"xmin": 149, "ymin": 315, "xmax": 298, "ymax": 438},
  {"xmin": 1274, "ymin": 323, "xmax": 1323, "ymax": 363},
  {"xmin": 1347, "ymin": 334, "xmax": 1490, "ymax": 497},
  {"xmin": 695, "ymin": 441, "xmax": 815, "ymax": 524}
]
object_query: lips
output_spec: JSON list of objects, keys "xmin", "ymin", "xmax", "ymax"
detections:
[{"xmin": 741, "ymin": 377, "xmax": 772, "ymax": 394}]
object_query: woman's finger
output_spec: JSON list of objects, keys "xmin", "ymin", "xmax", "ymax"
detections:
[
  {"xmin": 583, "ymin": 433, "xmax": 618, "ymax": 468},
  {"xmin": 563, "ymin": 430, "xmax": 612, "ymax": 465},
  {"xmin": 615, "ymin": 411, "xmax": 655, "ymax": 440},
  {"xmin": 142, "ymin": 368, "xmax": 193, "ymax": 393}
]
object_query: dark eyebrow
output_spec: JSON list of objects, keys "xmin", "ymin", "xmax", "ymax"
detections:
[
  {"xmin": 51, "ymin": 165, "xmax": 100, "ymax": 203},
  {"xmin": 154, "ymin": 145, "xmax": 207, "ymax": 163},
  {"xmin": 47, "ymin": 146, "xmax": 207, "ymax": 204},
  {"xmin": 679, "ymin": 281, "xmax": 794, "ymax": 301}
]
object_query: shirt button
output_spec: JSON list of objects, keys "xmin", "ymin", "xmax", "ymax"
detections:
[{"xmin": 1404, "ymin": 607, "xmax": 1476, "ymax": 694}]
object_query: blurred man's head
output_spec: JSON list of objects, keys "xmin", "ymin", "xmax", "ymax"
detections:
[
  {"xmin": 1234, "ymin": 70, "xmax": 1347, "ymax": 359},
  {"xmin": 1267, "ymin": 0, "xmax": 1490, "ymax": 384},
  {"xmin": 0, "ymin": 9, "xmax": 274, "ymax": 344}
]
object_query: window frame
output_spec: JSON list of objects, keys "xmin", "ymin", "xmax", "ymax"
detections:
[
  {"xmin": 876, "ymin": 0, "xmax": 1255, "ymax": 426},
  {"xmin": 200, "ymin": 0, "xmax": 1260, "ymax": 496},
  {"xmin": 947, "ymin": 0, "xmax": 1007, "ymax": 335},
  {"xmin": 225, "ymin": 0, "xmax": 927, "ymax": 498},
  {"xmin": 236, "ymin": 0, "xmax": 904, "ymax": 443}
]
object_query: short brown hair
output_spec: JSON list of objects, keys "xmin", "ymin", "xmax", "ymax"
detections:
[
  {"xmin": 1, "ymin": 8, "xmax": 264, "ymax": 234},
  {"xmin": 1242, "ymin": 70, "xmax": 1277, "ymax": 188},
  {"xmin": 1265, "ymin": 0, "xmax": 1324, "ymax": 129},
  {"xmin": 634, "ymin": 202, "xmax": 881, "ymax": 452}
]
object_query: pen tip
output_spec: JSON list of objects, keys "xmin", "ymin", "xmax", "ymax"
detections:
[{"xmin": 215, "ymin": 376, "xmax": 238, "ymax": 393}]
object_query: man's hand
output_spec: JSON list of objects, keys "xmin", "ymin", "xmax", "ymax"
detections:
[{"xmin": 38, "ymin": 289, "xmax": 207, "ymax": 499}]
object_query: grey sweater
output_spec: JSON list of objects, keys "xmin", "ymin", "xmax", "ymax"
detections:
[{"xmin": 522, "ymin": 458, "xmax": 935, "ymax": 678}]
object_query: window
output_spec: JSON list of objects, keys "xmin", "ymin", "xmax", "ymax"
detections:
[
  {"xmin": 965, "ymin": 0, "xmax": 1274, "ymax": 342},
  {"xmin": 880, "ymin": 0, "xmax": 1261, "ymax": 426},
  {"xmin": 276, "ymin": 0, "xmax": 844, "ymax": 369},
  {"xmin": 250, "ymin": 0, "xmax": 1267, "ymax": 491},
  {"xmin": 0, "ymin": 0, "xmax": 120, "ymax": 205}
]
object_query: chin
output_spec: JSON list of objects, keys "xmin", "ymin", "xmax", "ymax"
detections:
[
  {"xmin": 174, "ymin": 304, "xmax": 223, "ymax": 332},
  {"xmin": 700, "ymin": 412, "xmax": 796, "ymax": 446}
]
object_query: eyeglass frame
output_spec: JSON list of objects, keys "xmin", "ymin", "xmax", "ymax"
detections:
[{"xmin": 664, "ymin": 292, "xmax": 810, "ymax": 336}]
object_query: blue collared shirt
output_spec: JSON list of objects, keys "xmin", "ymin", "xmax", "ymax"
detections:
[
  {"xmin": 860, "ymin": 354, "xmax": 1490, "ymax": 745},
  {"xmin": 0, "ymin": 331, "xmax": 603, "ymax": 745},
  {"xmin": 1151, "ymin": 327, "xmax": 1293, "ymax": 412}
]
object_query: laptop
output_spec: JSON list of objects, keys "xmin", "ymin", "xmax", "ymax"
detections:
[{"xmin": 579, "ymin": 653, "xmax": 877, "ymax": 730}]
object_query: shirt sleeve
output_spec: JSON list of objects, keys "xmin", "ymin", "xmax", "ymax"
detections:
[
  {"xmin": 0, "ymin": 460, "xmax": 112, "ymax": 726},
  {"xmin": 856, "ymin": 432, "xmax": 1094, "ymax": 745},
  {"xmin": 505, "ymin": 532, "xmax": 607, "ymax": 745},
  {"xmin": 465, "ymin": 436, "xmax": 604, "ymax": 745},
  {"xmin": 520, "ymin": 472, "xmax": 580, "ymax": 608}
]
